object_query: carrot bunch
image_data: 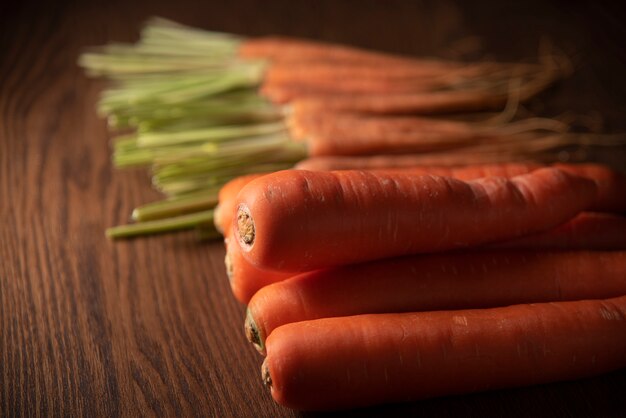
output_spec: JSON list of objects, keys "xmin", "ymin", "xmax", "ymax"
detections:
[
  {"xmin": 79, "ymin": 18, "xmax": 626, "ymax": 409},
  {"xmin": 216, "ymin": 162, "xmax": 626, "ymax": 410},
  {"xmin": 78, "ymin": 17, "xmax": 626, "ymax": 239}
]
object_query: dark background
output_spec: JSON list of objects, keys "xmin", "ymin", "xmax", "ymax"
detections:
[{"xmin": 1, "ymin": 1, "xmax": 625, "ymax": 417}]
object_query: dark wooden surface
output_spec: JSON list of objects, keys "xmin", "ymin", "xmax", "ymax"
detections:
[{"xmin": 1, "ymin": 1, "xmax": 625, "ymax": 416}]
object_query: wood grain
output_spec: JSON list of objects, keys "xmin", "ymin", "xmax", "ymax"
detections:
[{"xmin": 1, "ymin": 1, "xmax": 625, "ymax": 417}]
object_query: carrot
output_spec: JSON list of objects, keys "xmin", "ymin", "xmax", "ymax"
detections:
[
  {"xmin": 262, "ymin": 76, "xmax": 451, "ymax": 98},
  {"xmin": 262, "ymin": 67, "xmax": 541, "ymax": 100},
  {"xmin": 225, "ymin": 236, "xmax": 291, "ymax": 304},
  {"xmin": 280, "ymin": 61, "xmax": 559, "ymax": 112},
  {"xmin": 272, "ymin": 88, "xmax": 508, "ymax": 110},
  {"xmin": 262, "ymin": 295, "xmax": 626, "ymax": 410},
  {"xmin": 293, "ymin": 160, "xmax": 626, "ymax": 214},
  {"xmin": 246, "ymin": 249, "xmax": 626, "ymax": 354},
  {"xmin": 262, "ymin": 65, "xmax": 548, "ymax": 102},
  {"xmin": 239, "ymin": 36, "xmax": 458, "ymax": 67},
  {"xmin": 493, "ymin": 212, "xmax": 626, "ymax": 249},
  {"xmin": 264, "ymin": 60, "xmax": 532, "ymax": 82},
  {"xmin": 287, "ymin": 110, "xmax": 498, "ymax": 142},
  {"xmin": 214, "ymin": 173, "xmax": 267, "ymax": 234},
  {"xmin": 286, "ymin": 109, "xmax": 568, "ymax": 156},
  {"xmin": 294, "ymin": 154, "xmax": 534, "ymax": 170},
  {"xmin": 379, "ymin": 163, "xmax": 543, "ymax": 180},
  {"xmin": 234, "ymin": 168, "xmax": 596, "ymax": 272},
  {"xmin": 217, "ymin": 164, "xmax": 542, "ymax": 236},
  {"xmin": 555, "ymin": 163, "xmax": 626, "ymax": 213}
]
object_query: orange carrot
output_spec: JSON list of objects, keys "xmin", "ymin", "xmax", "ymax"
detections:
[
  {"xmin": 273, "ymin": 88, "xmax": 510, "ymax": 111},
  {"xmin": 217, "ymin": 165, "xmax": 543, "ymax": 236},
  {"xmin": 293, "ymin": 160, "xmax": 626, "ymax": 214},
  {"xmin": 287, "ymin": 110, "xmax": 491, "ymax": 142},
  {"xmin": 288, "ymin": 112, "xmax": 491, "ymax": 155},
  {"xmin": 493, "ymin": 212, "xmax": 626, "ymax": 249},
  {"xmin": 262, "ymin": 295, "xmax": 626, "ymax": 410},
  {"xmin": 264, "ymin": 61, "xmax": 521, "ymax": 82},
  {"xmin": 262, "ymin": 77, "xmax": 450, "ymax": 98},
  {"xmin": 286, "ymin": 109, "xmax": 568, "ymax": 156},
  {"xmin": 556, "ymin": 163, "xmax": 626, "ymax": 213},
  {"xmin": 246, "ymin": 249, "xmax": 626, "ymax": 354},
  {"xmin": 262, "ymin": 65, "xmax": 545, "ymax": 102},
  {"xmin": 294, "ymin": 154, "xmax": 534, "ymax": 170},
  {"xmin": 281, "ymin": 64, "xmax": 558, "ymax": 112},
  {"xmin": 239, "ymin": 36, "xmax": 457, "ymax": 67},
  {"xmin": 384, "ymin": 164, "xmax": 542, "ymax": 179},
  {"xmin": 241, "ymin": 37, "xmax": 561, "ymax": 110},
  {"xmin": 214, "ymin": 173, "xmax": 267, "ymax": 234},
  {"xmin": 225, "ymin": 236, "xmax": 291, "ymax": 304},
  {"xmin": 235, "ymin": 168, "xmax": 596, "ymax": 272}
]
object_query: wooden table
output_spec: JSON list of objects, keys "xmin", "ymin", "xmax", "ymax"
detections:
[{"xmin": 2, "ymin": 1, "xmax": 625, "ymax": 416}]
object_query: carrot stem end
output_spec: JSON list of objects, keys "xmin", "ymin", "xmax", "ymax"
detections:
[
  {"xmin": 237, "ymin": 205, "xmax": 255, "ymax": 247},
  {"xmin": 245, "ymin": 308, "xmax": 265, "ymax": 354}
]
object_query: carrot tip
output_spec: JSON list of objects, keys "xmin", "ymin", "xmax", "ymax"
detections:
[
  {"xmin": 224, "ymin": 250, "xmax": 234, "ymax": 282},
  {"xmin": 245, "ymin": 308, "xmax": 266, "ymax": 354},
  {"xmin": 237, "ymin": 205, "xmax": 255, "ymax": 247},
  {"xmin": 261, "ymin": 358, "xmax": 272, "ymax": 389}
]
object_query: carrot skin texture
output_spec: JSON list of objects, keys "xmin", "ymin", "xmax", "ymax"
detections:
[
  {"xmin": 225, "ymin": 236, "xmax": 291, "ymax": 304},
  {"xmin": 293, "ymin": 161, "xmax": 625, "ymax": 214},
  {"xmin": 215, "ymin": 173, "xmax": 266, "ymax": 234},
  {"xmin": 264, "ymin": 296, "xmax": 626, "ymax": 410},
  {"xmin": 235, "ymin": 168, "xmax": 597, "ymax": 272},
  {"xmin": 248, "ymin": 250, "xmax": 626, "ymax": 352}
]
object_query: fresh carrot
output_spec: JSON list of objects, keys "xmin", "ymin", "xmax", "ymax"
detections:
[
  {"xmin": 273, "ymin": 88, "xmax": 508, "ymax": 110},
  {"xmin": 240, "ymin": 37, "xmax": 561, "ymax": 108},
  {"xmin": 294, "ymin": 154, "xmax": 534, "ymax": 170},
  {"xmin": 239, "ymin": 36, "xmax": 459, "ymax": 67},
  {"xmin": 276, "ymin": 65, "xmax": 557, "ymax": 111},
  {"xmin": 217, "ymin": 164, "xmax": 542, "ymax": 237},
  {"xmin": 261, "ymin": 66, "xmax": 543, "ymax": 100},
  {"xmin": 492, "ymin": 212, "xmax": 626, "ymax": 249},
  {"xmin": 264, "ymin": 61, "xmax": 523, "ymax": 85},
  {"xmin": 294, "ymin": 160, "xmax": 626, "ymax": 214},
  {"xmin": 287, "ymin": 109, "xmax": 511, "ymax": 142},
  {"xmin": 246, "ymin": 249, "xmax": 626, "ymax": 354},
  {"xmin": 218, "ymin": 164, "xmax": 622, "ymax": 244},
  {"xmin": 262, "ymin": 66, "xmax": 549, "ymax": 103},
  {"xmin": 247, "ymin": 39, "xmax": 562, "ymax": 110},
  {"xmin": 214, "ymin": 173, "xmax": 267, "ymax": 234},
  {"xmin": 555, "ymin": 163, "xmax": 626, "ymax": 213},
  {"xmin": 286, "ymin": 109, "xmax": 567, "ymax": 156},
  {"xmin": 235, "ymin": 168, "xmax": 596, "ymax": 272},
  {"xmin": 267, "ymin": 58, "xmax": 540, "ymax": 76},
  {"xmin": 225, "ymin": 236, "xmax": 291, "ymax": 304},
  {"xmin": 263, "ymin": 76, "xmax": 452, "ymax": 98},
  {"xmin": 262, "ymin": 295, "xmax": 626, "ymax": 410}
]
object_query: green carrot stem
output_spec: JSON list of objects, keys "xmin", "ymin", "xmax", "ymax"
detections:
[
  {"xmin": 106, "ymin": 210, "xmax": 214, "ymax": 239},
  {"xmin": 137, "ymin": 122, "xmax": 288, "ymax": 147},
  {"xmin": 132, "ymin": 189, "xmax": 219, "ymax": 221}
]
